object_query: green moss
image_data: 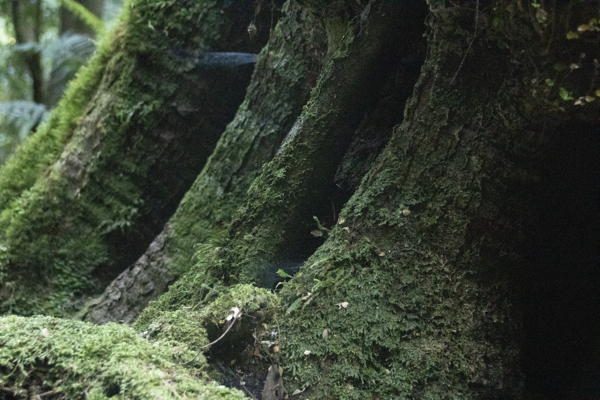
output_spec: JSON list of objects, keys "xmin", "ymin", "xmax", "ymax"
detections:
[
  {"xmin": 0, "ymin": 315, "xmax": 245, "ymax": 399},
  {"xmin": 137, "ymin": 283, "xmax": 278, "ymax": 371},
  {"xmin": 0, "ymin": 0, "xmax": 252, "ymax": 316},
  {"xmin": 137, "ymin": 283, "xmax": 279, "ymax": 338},
  {"xmin": 201, "ymin": 284, "xmax": 279, "ymax": 325},
  {"xmin": 140, "ymin": 309, "xmax": 209, "ymax": 361},
  {"xmin": 278, "ymin": 230, "xmax": 506, "ymax": 399}
]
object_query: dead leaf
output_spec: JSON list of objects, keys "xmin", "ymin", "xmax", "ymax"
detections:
[
  {"xmin": 310, "ymin": 230, "xmax": 323, "ymax": 237},
  {"xmin": 336, "ymin": 301, "xmax": 349, "ymax": 309}
]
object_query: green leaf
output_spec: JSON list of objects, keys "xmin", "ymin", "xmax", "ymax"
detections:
[
  {"xmin": 276, "ymin": 269, "xmax": 293, "ymax": 279},
  {"xmin": 559, "ymin": 87, "xmax": 574, "ymax": 101},
  {"xmin": 286, "ymin": 298, "xmax": 303, "ymax": 315},
  {"xmin": 57, "ymin": 0, "xmax": 105, "ymax": 34},
  {"xmin": 566, "ymin": 31, "xmax": 579, "ymax": 40}
]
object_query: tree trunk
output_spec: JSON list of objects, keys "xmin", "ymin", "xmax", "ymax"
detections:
[
  {"xmin": 135, "ymin": 1, "xmax": 426, "ymax": 320},
  {"xmin": 137, "ymin": 1, "xmax": 598, "ymax": 398},
  {"xmin": 0, "ymin": 0, "xmax": 598, "ymax": 399},
  {"xmin": 276, "ymin": 2, "xmax": 600, "ymax": 399},
  {"xmin": 60, "ymin": 0, "xmax": 105, "ymax": 37},
  {"xmin": 0, "ymin": 0, "xmax": 271, "ymax": 316},
  {"xmin": 84, "ymin": 1, "xmax": 328, "ymax": 324},
  {"xmin": 10, "ymin": 0, "xmax": 44, "ymax": 104}
]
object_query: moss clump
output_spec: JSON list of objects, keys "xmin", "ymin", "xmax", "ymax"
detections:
[
  {"xmin": 137, "ymin": 284, "xmax": 280, "ymax": 397},
  {"xmin": 137, "ymin": 284, "xmax": 279, "ymax": 351},
  {"xmin": 0, "ymin": 315, "xmax": 245, "ymax": 399},
  {"xmin": 139, "ymin": 309, "xmax": 209, "ymax": 361}
]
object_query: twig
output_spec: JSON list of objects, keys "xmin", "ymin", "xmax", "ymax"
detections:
[
  {"xmin": 186, "ymin": 308, "xmax": 242, "ymax": 365},
  {"xmin": 200, "ymin": 317, "xmax": 237, "ymax": 350}
]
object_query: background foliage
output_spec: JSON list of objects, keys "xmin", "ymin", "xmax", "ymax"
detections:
[{"xmin": 0, "ymin": 0, "xmax": 121, "ymax": 164}]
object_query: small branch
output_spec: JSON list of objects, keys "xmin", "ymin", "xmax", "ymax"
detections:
[
  {"xmin": 186, "ymin": 307, "xmax": 242, "ymax": 365},
  {"xmin": 200, "ymin": 317, "xmax": 237, "ymax": 350}
]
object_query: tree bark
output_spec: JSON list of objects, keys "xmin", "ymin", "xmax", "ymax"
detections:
[
  {"xmin": 83, "ymin": 1, "xmax": 327, "ymax": 324},
  {"xmin": 0, "ymin": 1, "xmax": 598, "ymax": 398},
  {"xmin": 0, "ymin": 0, "xmax": 269, "ymax": 316},
  {"xmin": 277, "ymin": 2, "xmax": 600, "ymax": 398},
  {"xmin": 134, "ymin": 0, "xmax": 426, "ymax": 321}
]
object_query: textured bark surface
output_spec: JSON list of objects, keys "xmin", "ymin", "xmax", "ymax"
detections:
[
  {"xmin": 134, "ymin": 1, "xmax": 427, "ymax": 324},
  {"xmin": 84, "ymin": 1, "xmax": 327, "ymax": 324},
  {"xmin": 277, "ymin": 3, "xmax": 600, "ymax": 399},
  {"xmin": 0, "ymin": 1, "xmax": 598, "ymax": 399},
  {"xmin": 221, "ymin": 1, "xmax": 428, "ymax": 287},
  {"xmin": 0, "ymin": 0, "xmax": 267, "ymax": 316}
]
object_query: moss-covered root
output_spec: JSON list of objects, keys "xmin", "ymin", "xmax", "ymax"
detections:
[
  {"xmin": 83, "ymin": 1, "xmax": 327, "ymax": 325},
  {"xmin": 0, "ymin": 315, "xmax": 246, "ymax": 400},
  {"xmin": 278, "ymin": 3, "xmax": 600, "ymax": 399},
  {"xmin": 0, "ymin": 0, "xmax": 267, "ymax": 316}
]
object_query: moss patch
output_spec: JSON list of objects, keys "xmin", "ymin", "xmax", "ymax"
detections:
[{"xmin": 0, "ymin": 315, "xmax": 245, "ymax": 399}]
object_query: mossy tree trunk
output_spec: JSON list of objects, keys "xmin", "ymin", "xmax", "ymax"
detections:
[
  {"xmin": 0, "ymin": 0, "xmax": 598, "ymax": 399},
  {"xmin": 275, "ymin": 2, "xmax": 599, "ymax": 398},
  {"xmin": 0, "ymin": 0, "xmax": 274, "ymax": 315},
  {"xmin": 84, "ymin": 1, "xmax": 328, "ymax": 324},
  {"xmin": 138, "ymin": 1, "xmax": 599, "ymax": 398}
]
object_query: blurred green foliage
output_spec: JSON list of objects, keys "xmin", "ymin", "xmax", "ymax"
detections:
[{"xmin": 0, "ymin": 0, "xmax": 122, "ymax": 165}]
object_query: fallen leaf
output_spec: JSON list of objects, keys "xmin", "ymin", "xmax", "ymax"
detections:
[
  {"xmin": 292, "ymin": 388, "xmax": 306, "ymax": 396},
  {"xmin": 310, "ymin": 230, "xmax": 323, "ymax": 237},
  {"xmin": 336, "ymin": 301, "xmax": 349, "ymax": 309},
  {"xmin": 226, "ymin": 307, "xmax": 241, "ymax": 322},
  {"xmin": 578, "ymin": 24, "xmax": 591, "ymax": 32}
]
